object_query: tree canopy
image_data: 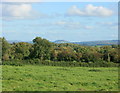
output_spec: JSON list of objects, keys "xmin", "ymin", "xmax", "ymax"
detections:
[{"xmin": 1, "ymin": 37, "xmax": 119, "ymax": 65}]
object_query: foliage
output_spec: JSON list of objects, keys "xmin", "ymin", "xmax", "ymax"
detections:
[
  {"xmin": 29, "ymin": 37, "xmax": 52, "ymax": 60},
  {"xmin": 1, "ymin": 37, "xmax": 119, "ymax": 66},
  {"xmin": 2, "ymin": 60, "xmax": 119, "ymax": 67},
  {"xmin": 2, "ymin": 37, "xmax": 10, "ymax": 61}
]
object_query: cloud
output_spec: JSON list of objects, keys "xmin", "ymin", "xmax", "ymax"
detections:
[
  {"xmin": 66, "ymin": 4, "xmax": 113, "ymax": 17},
  {"xmin": 2, "ymin": 0, "xmax": 42, "ymax": 3},
  {"xmin": 98, "ymin": 22, "xmax": 117, "ymax": 26},
  {"xmin": 53, "ymin": 21, "xmax": 80, "ymax": 25},
  {"xmin": 1, "ymin": 0, "xmax": 119, "ymax": 2},
  {"xmin": 111, "ymin": 34, "xmax": 118, "ymax": 39},
  {"xmin": 54, "ymin": 21, "xmax": 67, "ymax": 25},
  {"xmin": 1, "ymin": 3, "xmax": 47, "ymax": 20},
  {"xmin": 97, "ymin": 22, "xmax": 118, "ymax": 30},
  {"xmin": 53, "ymin": 21, "xmax": 81, "ymax": 29},
  {"xmin": 110, "ymin": 26, "xmax": 118, "ymax": 30},
  {"xmin": 2, "ymin": 4, "xmax": 32, "ymax": 18},
  {"xmin": 21, "ymin": 20, "xmax": 91, "ymax": 30},
  {"xmin": 84, "ymin": 26, "xmax": 93, "ymax": 29},
  {"xmin": 53, "ymin": 21, "xmax": 93, "ymax": 30}
]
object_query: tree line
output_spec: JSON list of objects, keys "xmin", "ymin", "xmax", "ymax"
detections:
[{"xmin": 1, "ymin": 37, "xmax": 119, "ymax": 66}]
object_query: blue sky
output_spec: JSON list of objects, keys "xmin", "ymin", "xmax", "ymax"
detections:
[{"xmin": 1, "ymin": 2, "xmax": 118, "ymax": 42}]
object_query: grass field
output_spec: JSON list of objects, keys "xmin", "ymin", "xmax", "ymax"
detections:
[{"xmin": 2, "ymin": 65, "xmax": 118, "ymax": 91}]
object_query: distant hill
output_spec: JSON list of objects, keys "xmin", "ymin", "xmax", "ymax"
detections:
[
  {"xmin": 8, "ymin": 40, "xmax": 23, "ymax": 43},
  {"xmin": 54, "ymin": 40, "xmax": 70, "ymax": 44},
  {"xmin": 8, "ymin": 40, "xmax": 33, "ymax": 44},
  {"xmin": 72, "ymin": 40, "xmax": 118, "ymax": 46},
  {"xmin": 8, "ymin": 40, "xmax": 119, "ymax": 46},
  {"xmin": 54, "ymin": 40, "xmax": 118, "ymax": 46}
]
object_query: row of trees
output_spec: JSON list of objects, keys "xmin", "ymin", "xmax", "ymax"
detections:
[{"xmin": 1, "ymin": 37, "xmax": 120, "ymax": 63}]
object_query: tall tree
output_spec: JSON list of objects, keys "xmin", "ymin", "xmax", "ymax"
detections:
[
  {"xmin": 9, "ymin": 42, "xmax": 32, "ymax": 60},
  {"xmin": 2, "ymin": 37, "xmax": 10, "ymax": 60},
  {"xmin": 30, "ymin": 37, "xmax": 52, "ymax": 60}
]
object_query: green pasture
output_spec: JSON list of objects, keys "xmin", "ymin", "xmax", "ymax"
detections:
[{"xmin": 2, "ymin": 65, "xmax": 118, "ymax": 91}]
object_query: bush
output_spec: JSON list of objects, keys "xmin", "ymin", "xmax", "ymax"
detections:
[
  {"xmin": 2, "ymin": 59, "xmax": 119, "ymax": 67},
  {"xmin": 2, "ymin": 60, "xmax": 24, "ymax": 66}
]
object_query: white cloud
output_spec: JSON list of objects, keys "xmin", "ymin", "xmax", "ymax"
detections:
[
  {"xmin": 99, "ymin": 22, "xmax": 117, "ymax": 27},
  {"xmin": 54, "ymin": 21, "xmax": 67, "ymax": 25},
  {"xmin": 98, "ymin": 22, "xmax": 115, "ymax": 25},
  {"xmin": 3, "ymin": 4, "xmax": 32, "ymax": 17},
  {"xmin": 53, "ymin": 21, "xmax": 80, "ymax": 26},
  {"xmin": 84, "ymin": 26, "xmax": 93, "ymax": 29},
  {"xmin": 97, "ymin": 22, "xmax": 118, "ymax": 30},
  {"xmin": 67, "ymin": 4, "xmax": 113, "ymax": 17},
  {"xmin": 1, "ymin": 0, "xmax": 118, "ymax": 2},
  {"xmin": 2, "ymin": 0, "xmax": 42, "ymax": 2},
  {"xmin": 111, "ymin": 34, "xmax": 118, "ymax": 38},
  {"xmin": 53, "ymin": 21, "xmax": 94, "ymax": 30},
  {"xmin": 1, "ymin": 4, "xmax": 46, "ymax": 20},
  {"xmin": 110, "ymin": 26, "xmax": 118, "ymax": 30}
]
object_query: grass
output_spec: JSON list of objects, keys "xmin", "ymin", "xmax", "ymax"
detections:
[{"xmin": 2, "ymin": 65, "xmax": 119, "ymax": 91}]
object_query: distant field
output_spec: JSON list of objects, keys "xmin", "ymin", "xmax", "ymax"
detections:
[{"xmin": 2, "ymin": 65, "xmax": 118, "ymax": 91}]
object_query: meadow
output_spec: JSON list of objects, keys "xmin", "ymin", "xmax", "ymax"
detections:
[{"xmin": 2, "ymin": 65, "xmax": 119, "ymax": 91}]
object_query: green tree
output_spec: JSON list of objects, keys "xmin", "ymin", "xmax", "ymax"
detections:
[
  {"xmin": 30, "ymin": 37, "xmax": 52, "ymax": 60},
  {"xmin": 10, "ymin": 42, "xmax": 32, "ymax": 60},
  {"xmin": 2, "ymin": 37, "xmax": 10, "ymax": 60}
]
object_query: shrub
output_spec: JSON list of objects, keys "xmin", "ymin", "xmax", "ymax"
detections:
[
  {"xmin": 2, "ymin": 59, "xmax": 119, "ymax": 67},
  {"xmin": 2, "ymin": 60, "xmax": 23, "ymax": 66}
]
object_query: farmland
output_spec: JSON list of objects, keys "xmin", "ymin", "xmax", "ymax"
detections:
[{"xmin": 2, "ymin": 65, "xmax": 118, "ymax": 91}]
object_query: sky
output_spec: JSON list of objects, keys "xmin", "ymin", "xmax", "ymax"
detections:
[{"xmin": 1, "ymin": 1, "xmax": 118, "ymax": 42}]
